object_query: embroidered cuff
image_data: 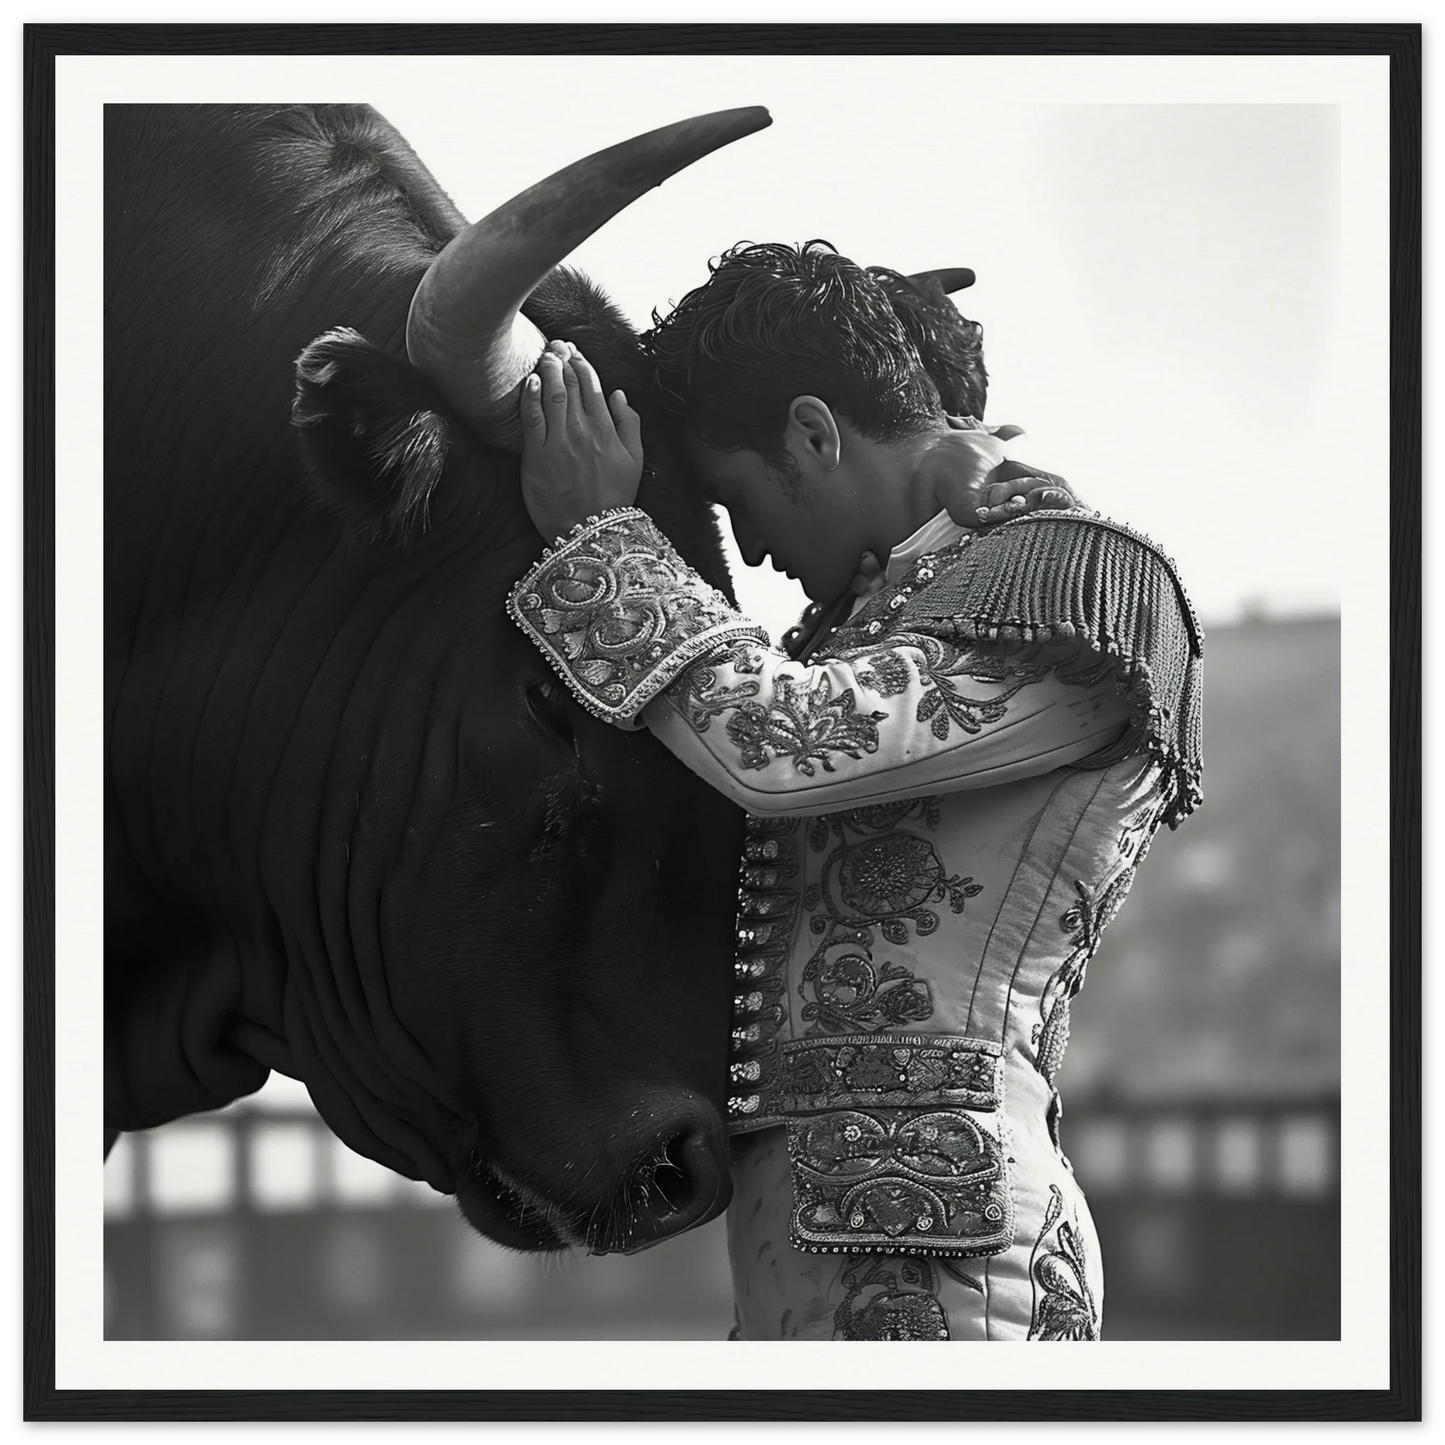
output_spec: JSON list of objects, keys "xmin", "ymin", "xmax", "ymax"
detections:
[
  {"xmin": 506, "ymin": 507, "xmax": 769, "ymax": 726},
  {"xmin": 780, "ymin": 1034, "xmax": 1015, "ymax": 1256}
]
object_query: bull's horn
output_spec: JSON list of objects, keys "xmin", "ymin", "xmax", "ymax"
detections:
[
  {"xmin": 909, "ymin": 267, "xmax": 976, "ymax": 294},
  {"xmin": 407, "ymin": 106, "xmax": 772, "ymax": 450}
]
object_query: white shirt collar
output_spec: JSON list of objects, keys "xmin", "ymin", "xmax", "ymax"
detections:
[
  {"xmin": 844, "ymin": 510, "xmax": 968, "ymax": 622},
  {"xmin": 884, "ymin": 509, "xmax": 968, "ymax": 582}
]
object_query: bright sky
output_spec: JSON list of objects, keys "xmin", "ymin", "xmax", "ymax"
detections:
[{"xmin": 374, "ymin": 61, "xmax": 1341, "ymax": 635}]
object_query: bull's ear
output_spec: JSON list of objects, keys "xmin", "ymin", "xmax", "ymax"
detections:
[{"xmin": 291, "ymin": 327, "xmax": 455, "ymax": 544}]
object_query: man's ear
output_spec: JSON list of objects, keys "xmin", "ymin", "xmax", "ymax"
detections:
[
  {"xmin": 291, "ymin": 327, "xmax": 459, "ymax": 545},
  {"xmin": 783, "ymin": 395, "xmax": 842, "ymax": 472}
]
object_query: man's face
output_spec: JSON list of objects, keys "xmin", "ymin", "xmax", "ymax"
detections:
[{"xmin": 683, "ymin": 435, "xmax": 871, "ymax": 604}]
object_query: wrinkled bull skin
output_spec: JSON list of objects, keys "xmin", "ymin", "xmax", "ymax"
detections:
[{"xmin": 104, "ymin": 104, "xmax": 746, "ymax": 1253}]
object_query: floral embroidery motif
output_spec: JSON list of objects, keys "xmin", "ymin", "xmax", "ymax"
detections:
[
  {"xmin": 782, "ymin": 1035, "xmax": 1013, "ymax": 1255},
  {"xmin": 854, "ymin": 648, "xmax": 912, "ymax": 698},
  {"xmin": 837, "ymin": 572, "xmax": 1118, "ymax": 740},
  {"xmin": 722, "ymin": 673, "xmax": 890, "ymax": 777},
  {"xmin": 1027, "ymin": 1185, "xmax": 1100, "ymax": 1341},
  {"xmin": 787, "ymin": 1107, "xmax": 1012, "ymax": 1255},
  {"xmin": 508, "ymin": 508, "xmax": 767, "ymax": 722},
  {"xmin": 1034, "ymin": 861, "xmax": 1147, "ymax": 1086},
  {"xmin": 802, "ymin": 955, "xmax": 934, "ymax": 1033},
  {"xmin": 1033, "ymin": 794, "xmax": 1170, "ymax": 1086},
  {"xmin": 832, "ymin": 1255, "xmax": 950, "ymax": 1340},
  {"xmin": 1034, "ymin": 882, "xmax": 1095, "ymax": 1087},
  {"xmin": 827, "ymin": 833, "xmax": 983, "ymax": 940},
  {"xmin": 674, "ymin": 643, "xmax": 764, "ymax": 732},
  {"xmin": 799, "ymin": 813, "xmax": 982, "ymax": 1035},
  {"xmin": 1118, "ymin": 799, "xmax": 1163, "ymax": 867},
  {"xmin": 846, "ymin": 634, "xmax": 1018, "ymax": 740}
]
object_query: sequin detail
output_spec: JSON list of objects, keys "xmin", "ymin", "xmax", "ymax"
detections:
[
  {"xmin": 506, "ymin": 508, "xmax": 767, "ymax": 722},
  {"xmin": 831, "ymin": 1255, "xmax": 951, "ymax": 1340},
  {"xmin": 879, "ymin": 512, "xmax": 1205, "ymax": 828},
  {"xmin": 725, "ymin": 816, "xmax": 801, "ymax": 1128},
  {"xmin": 780, "ymin": 1035, "xmax": 1014, "ymax": 1256}
]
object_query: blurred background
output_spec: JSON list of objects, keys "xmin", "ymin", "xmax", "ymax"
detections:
[
  {"xmin": 104, "ymin": 609, "xmax": 1340, "ymax": 1341},
  {"xmin": 104, "ymin": 73, "xmax": 1342, "ymax": 1341}
]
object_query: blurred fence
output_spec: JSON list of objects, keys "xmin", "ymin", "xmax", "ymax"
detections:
[
  {"xmin": 103, "ymin": 1086, "xmax": 735, "ymax": 1341},
  {"xmin": 104, "ymin": 1090, "xmax": 1338, "ymax": 1341},
  {"xmin": 1067, "ymin": 1094, "xmax": 1339, "ymax": 1339}
]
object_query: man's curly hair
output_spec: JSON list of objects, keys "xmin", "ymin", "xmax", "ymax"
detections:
[{"xmin": 639, "ymin": 240, "xmax": 987, "ymax": 463}]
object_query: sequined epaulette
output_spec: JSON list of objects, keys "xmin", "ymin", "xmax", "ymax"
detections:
[{"xmin": 885, "ymin": 511, "xmax": 1204, "ymax": 829}]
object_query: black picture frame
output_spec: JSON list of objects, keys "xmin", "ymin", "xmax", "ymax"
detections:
[{"xmin": 23, "ymin": 20, "xmax": 1421, "ymax": 1423}]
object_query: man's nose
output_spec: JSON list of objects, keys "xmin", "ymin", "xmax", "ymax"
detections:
[{"xmin": 730, "ymin": 514, "xmax": 767, "ymax": 568}]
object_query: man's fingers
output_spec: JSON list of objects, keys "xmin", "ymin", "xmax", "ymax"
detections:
[
  {"xmin": 986, "ymin": 458, "xmax": 1066, "ymax": 488},
  {"xmin": 942, "ymin": 416, "xmax": 1026, "ymax": 441},
  {"xmin": 538, "ymin": 351, "xmax": 570, "ymax": 415},
  {"xmin": 985, "ymin": 479, "xmax": 1049, "ymax": 509},
  {"xmin": 609, "ymin": 391, "xmax": 644, "ymax": 467},
  {"xmin": 975, "ymin": 482, "xmax": 1079, "ymax": 525},
  {"xmin": 978, "ymin": 479, "xmax": 1044, "ymax": 522},
  {"xmin": 558, "ymin": 348, "xmax": 582, "ymax": 414},
  {"xmin": 984, "ymin": 459, "xmax": 1035, "ymax": 486},
  {"xmin": 519, "ymin": 372, "xmax": 546, "ymax": 450},
  {"xmin": 565, "ymin": 343, "xmax": 609, "ymax": 418}
]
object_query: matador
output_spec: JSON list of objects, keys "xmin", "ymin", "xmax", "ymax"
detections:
[{"xmin": 508, "ymin": 243, "xmax": 1202, "ymax": 1340}]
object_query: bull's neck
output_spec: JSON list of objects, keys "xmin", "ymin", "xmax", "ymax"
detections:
[{"xmin": 110, "ymin": 497, "xmax": 539, "ymax": 967}]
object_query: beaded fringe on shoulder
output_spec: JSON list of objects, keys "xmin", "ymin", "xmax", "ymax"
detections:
[{"xmin": 898, "ymin": 512, "xmax": 1204, "ymax": 829}]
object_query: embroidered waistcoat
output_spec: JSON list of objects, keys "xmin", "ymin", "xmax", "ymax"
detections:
[{"xmin": 510, "ymin": 503, "xmax": 1203, "ymax": 1340}]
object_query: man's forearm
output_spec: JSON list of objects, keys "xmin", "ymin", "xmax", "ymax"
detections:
[{"xmin": 509, "ymin": 507, "xmax": 1131, "ymax": 814}]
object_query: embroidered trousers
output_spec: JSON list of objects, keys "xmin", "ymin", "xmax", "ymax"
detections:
[{"xmin": 726, "ymin": 1062, "xmax": 1105, "ymax": 1341}]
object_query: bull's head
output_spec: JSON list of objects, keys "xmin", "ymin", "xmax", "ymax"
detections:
[
  {"xmin": 105, "ymin": 104, "xmax": 984, "ymax": 1258},
  {"xmin": 277, "ymin": 111, "xmax": 774, "ymax": 1253}
]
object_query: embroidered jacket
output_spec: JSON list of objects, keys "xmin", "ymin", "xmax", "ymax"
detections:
[{"xmin": 509, "ymin": 504, "xmax": 1202, "ymax": 1340}]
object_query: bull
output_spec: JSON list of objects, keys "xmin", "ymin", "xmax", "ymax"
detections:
[{"xmin": 104, "ymin": 103, "xmax": 770, "ymax": 1254}]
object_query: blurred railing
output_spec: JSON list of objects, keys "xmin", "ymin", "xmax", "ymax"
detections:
[
  {"xmin": 103, "ymin": 1090, "xmax": 736, "ymax": 1341},
  {"xmin": 104, "ymin": 1091, "xmax": 1338, "ymax": 1340},
  {"xmin": 1066, "ymin": 1095, "xmax": 1340, "ymax": 1339}
]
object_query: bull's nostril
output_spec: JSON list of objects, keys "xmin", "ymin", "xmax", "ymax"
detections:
[
  {"xmin": 611, "ymin": 1128, "xmax": 731, "ymax": 1255},
  {"xmin": 652, "ymin": 1155, "xmax": 688, "ymax": 1215}
]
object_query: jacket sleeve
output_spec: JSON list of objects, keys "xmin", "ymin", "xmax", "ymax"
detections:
[{"xmin": 508, "ymin": 507, "xmax": 1132, "ymax": 816}]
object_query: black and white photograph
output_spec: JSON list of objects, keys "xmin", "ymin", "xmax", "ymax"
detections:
[{"xmin": 23, "ymin": 17, "xmax": 1418, "ymax": 1424}]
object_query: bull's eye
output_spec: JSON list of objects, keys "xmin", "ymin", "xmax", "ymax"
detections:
[{"xmin": 524, "ymin": 678, "xmax": 575, "ymax": 745}]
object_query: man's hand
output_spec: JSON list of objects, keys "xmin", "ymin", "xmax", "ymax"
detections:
[
  {"xmin": 845, "ymin": 420, "xmax": 1088, "ymax": 602},
  {"xmin": 973, "ymin": 459, "xmax": 1081, "ymax": 525},
  {"xmin": 519, "ymin": 339, "xmax": 645, "ymax": 543},
  {"xmin": 920, "ymin": 415, "xmax": 1087, "ymax": 529}
]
